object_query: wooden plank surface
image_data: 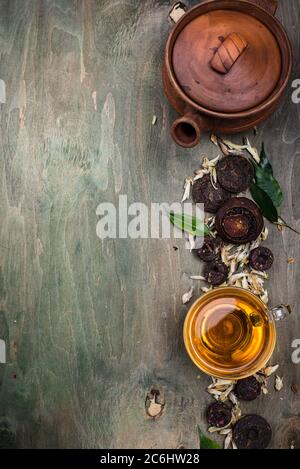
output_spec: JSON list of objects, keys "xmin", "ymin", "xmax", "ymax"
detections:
[{"xmin": 0, "ymin": 0, "xmax": 299, "ymax": 449}]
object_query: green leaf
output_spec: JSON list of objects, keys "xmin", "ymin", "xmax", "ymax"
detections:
[
  {"xmin": 259, "ymin": 143, "xmax": 273, "ymax": 175},
  {"xmin": 254, "ymin": 164, "xmax": 283, "ymax": 208},
  {"xmin": 250, "ymin": 183, "xmax": 278, "ymax": 223},
  {"xmin": 251, "ymin": 144, "xmax": 283, "ymax": 208},
  {"xmin": 198, "ymin": 427, "xmax": 221, "ymax": 450},
  {"xmin": 169, "ymin": 212, "xmax": 211, "ymax": 238}
]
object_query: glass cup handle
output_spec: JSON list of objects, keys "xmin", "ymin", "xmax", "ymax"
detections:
[{"xmin": 269, "ymin": 305, "xmax": 291, "ymax": 322}]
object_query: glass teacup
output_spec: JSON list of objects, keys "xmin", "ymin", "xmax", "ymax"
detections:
[{"xmin": 183, "ymin": 286, "xmax": 289, "ymax": 380}]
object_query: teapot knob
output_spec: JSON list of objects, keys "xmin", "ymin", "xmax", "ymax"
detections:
[{"xmin": 210, "ymin": 33, "xmax": 248, "ymax": 74}]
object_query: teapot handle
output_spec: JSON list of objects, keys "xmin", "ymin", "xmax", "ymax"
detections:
[{"xmin": 249, "ymin": 0, "xmax": 278, "ymax": 15}]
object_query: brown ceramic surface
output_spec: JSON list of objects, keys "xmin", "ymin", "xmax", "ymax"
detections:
[{"xmin": 172, "ymin": 10, "xmax": 281, "ymax": 113}]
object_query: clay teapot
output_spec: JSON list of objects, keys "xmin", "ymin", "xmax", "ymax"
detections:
[{"xmin": 163, "ymin": 0, "xmax": 292, "ymax": 147}]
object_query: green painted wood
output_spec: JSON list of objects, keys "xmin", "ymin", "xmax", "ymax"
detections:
[{"xmin": 0, "ymin": 0, "xmax": 299, "ymax": 449}]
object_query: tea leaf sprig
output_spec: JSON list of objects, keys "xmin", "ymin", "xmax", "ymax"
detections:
[
  {"xmin": 198, "ymin": 427, "xmax": 221, "ymax": 449},
  {"xmin": 250, "ymin": 144, "xmax": 300, "ymax": 234},
  {"xmin": 169, "ymin": 212, "xmax": 212, "ymax": 238}
]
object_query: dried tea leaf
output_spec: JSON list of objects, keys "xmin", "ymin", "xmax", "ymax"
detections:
[
  {"xmin": 286, "ymin": 304, "xmax": 293, "ymax": 314},
  {"xmin": 291, "ymin": 384, "xmax": 299, "ymax": 395},
  {"xmin": 182, "ymin": 286, "xmax": 194, "ymax": 305},
  {"xmin": 275, "ymin": 375, "xmax": 284, "ymax": 391},
  {"xmin": 277, "ymin": 223, "xmax": 284, "ymax": 232}
]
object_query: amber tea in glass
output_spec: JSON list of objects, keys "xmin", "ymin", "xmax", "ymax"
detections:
[{"xmin": 183, "ymin": 287, "xmax": 287, "ymax": 380}]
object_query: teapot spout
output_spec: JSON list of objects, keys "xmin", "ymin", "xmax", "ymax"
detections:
[{"xmin": 171, "ymin": 111, "xmax": 209, "ymax": 148}]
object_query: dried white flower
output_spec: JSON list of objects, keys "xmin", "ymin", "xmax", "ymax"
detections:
[
  {"xmin": 229, "ymin": 260, "xmax": 238, "ymax": 277},
  {"xmin": 231, "ymin": 405, "xmax": 242, "ymax": 423},
  {"xmin": 260, "ymin": 290, "xmax": 269, "ymax": 304},
  {"xmin": 275, "ymin": 375, "xmax": 284, "ymax": 391},
  {"xmin": 193, "ymin": 169, "xmax": 209, "ymax": 181},
  {"xmin": 224, "ymin": 432, "xmax": 233, "ymax": 449},
  {"xmin": 261, "ymin": 227, "xmax": 269, "ymax": 241},
  {"xmin": 210, "ymin": 167, "xmax": 218, "ymax": 190},
  {"xmin": 208, "ymin": 426, "xmax": 222, "ymax": 433},
  {"xmin": 250, "ymin": 270, "xmax": 268, "ymax": 279},
  {"xmin": 220, "ymin": 428, "xmax": 232, "ymax": 436},
  {"xmin": 244, "ymin": 137, "xmax": 260, "ymax": 163},
  {"xmin": 219, "ymin": 384, "xmax": 235, "ymax": 402},
  {"xmin": 210, "ymin": 134, "xmax": 218, "ymax": 146},
  {"xmin": 222, "ymin": 138, "xmax": 249, "ymax": 152},
  {"xmin": 263, "ymin": 364, "xmax": 279, "ymax": 377},
  {"xmin": 229, "ymin": 392, "xmax": 238, "ymax": 406},
  {"xmin": 190, "ymin": 275, "xmax": 206, "ymax": 281},
  {"xmin": 152, "ymin": 115, "xmax": 157, "ymax": 125},
  {"xmin": 182, "ymin": 286, "xmax": 194, "ymax": 305},
  {"xmin": 188, "ymin": 233, "xmax": 195, "ymax": 252},
  {"xmin": 181, "ymin": 177, "xmax": 193, "ymax": 203}
]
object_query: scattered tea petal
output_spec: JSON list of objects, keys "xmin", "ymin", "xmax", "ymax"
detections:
[
  {"xmin": 182, "ymin": 286, "xmax": 194, "ymax": 305},
  {"xmin": 275, "ymin": 375, "xmax": 284, "ymax": 391}
]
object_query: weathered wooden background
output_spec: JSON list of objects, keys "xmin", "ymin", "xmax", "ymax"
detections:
[{"xmin": 0, "ymin": 0, "xmax": 299, "ymax": 449}]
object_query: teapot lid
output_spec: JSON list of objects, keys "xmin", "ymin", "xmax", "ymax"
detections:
[{"xmin": 172, "ymin": 8, "xmax": 282, "ymax": 113}]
